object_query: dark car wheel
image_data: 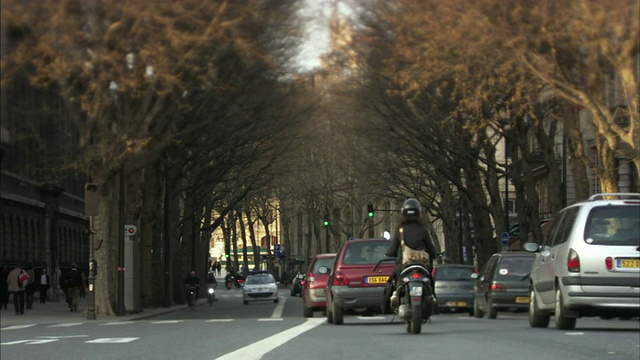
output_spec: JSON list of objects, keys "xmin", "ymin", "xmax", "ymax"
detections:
[
  {"xmin": 529, "ymin": 289, "xmax": 550, "ymax": 328},
  {"xmin": 333, "ymin": 300, "xmax": 344, "ymax": 325},
  {"xmin": 554, "ymin": 289, "xmax": 576, "ymax": 330},
  {"xmin": 326, "ymin": 299, "xmax": 334, "ymax": 324},
  {"xmin": 488, "ymin": 300, "xmax": 498, "ymax": 319},
  {"xmin": 473, "ymin": 297, "xmax": 485, "ymax": 318},
  {"xmin": 303, "ymin": 304, "xmax": 314, "ymax": 318}
]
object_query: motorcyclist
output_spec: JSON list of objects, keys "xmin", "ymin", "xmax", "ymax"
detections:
[
  {"xmin": 382, "ymin": 198, "xmax": 438, "ymax": 314},
  {"xmin": 183, "ymin": 270, "xmax": 201, "ymax": 307},
  {"xmin": 206, "ymin": 271, "xmax": 218, "ymax": 288},
  {"xmin": 225, "ymin": 268, "xmax": 236, "ymax": 288}
]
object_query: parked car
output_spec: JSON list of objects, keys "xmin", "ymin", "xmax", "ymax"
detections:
[
  {"xmin": 290, "ymin": 273, "xmax": 305, "ymax": 297},
  {"xmin": 473, "ymin": 251, "xmax": 536, "ymax": 319},
  {"xmin": 433, "ymin": 264, "xmax": 478, "ymax": 315},
  {"xmin": 302, "ymin": 253, "xmax": 336, "ymax": 317},
  {"xmin": 242, "ymin": 272, "xmax": 279, "ymax": 305},
  {"xmin": 524, "ymin": 193, "xmax": 640, "ymax": 330},
  {"xmin": 325, "ymin": 238, "xmax": 395, "ymax": 325}
]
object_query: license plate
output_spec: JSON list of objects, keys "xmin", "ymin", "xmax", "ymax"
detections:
[
  {"xmin": 515, "ymin": 296, "xmax": 529, "ymax": 304},
  {"xmin": 365, "ymin": 276, "xmax": 389, "ymax": 284},
  {"xmin": 617, "ymin": 259, "xmax": 640, "ymax": 269},
  {"xmin": 446, "ymin": 301, "xmax": 467, "ymax": 307},
  {"xmin": 410, "ymin": 286, "xmax": 423, "ymax": 296}
]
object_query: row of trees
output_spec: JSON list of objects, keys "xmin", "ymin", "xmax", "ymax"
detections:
[
  {"xmin": 1, "ymin": 0, "xmax": 322, "ymax": 314},
  {"xmin": 322, "ymin": 0, "xmax": 638, "ymax": 264}
]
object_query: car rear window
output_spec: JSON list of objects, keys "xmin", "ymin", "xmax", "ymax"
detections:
[
  {"xmin": 245, "ymin": 275, "xmax": 274, "ymax": 285},
  {"xmin": 343, "ymin": 242, "xmax": 391, "ymax": 265},
  {"xmin": 584, "ymin": 205, "xmax": 640, "ymax": 246},
  {"xmin": 435, "ymin": 266, "xmax": 476, "ymax": 281},
  {"xmin": 312, "ymin": 257, "xmax": 335, "ymax": 273},
  {"xmin": 495, "ymin": 256, "xmax": 534, "ymax": 280}
]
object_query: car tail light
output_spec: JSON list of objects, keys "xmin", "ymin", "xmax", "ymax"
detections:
[
  {"xmin": 431, "ymin": 268, "xmax": 437, "ymax": 277},
  {"xmin": 333, "ymin": 271, "xmax": 348, "ymax": 286},
  {"xmin": 567, "ymin": 249, "xmax": 580, "ymax": 273},
  {"xmin": 605, "ymin": 257, "xmax": 613, "ymax": 270},
  {"xmin": 308, "ymin": 276, "xmax": 316, "ymax": 283},
  {"xmin": 491, "ymin": 283, "xmax": 506, "ymax": 292}
]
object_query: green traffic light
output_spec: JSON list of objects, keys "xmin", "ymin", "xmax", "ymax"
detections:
[
  {"xmin": 323, "ymin": 220, "xmax": 330, "ymax": 226},
  {"xmin": 225, "ymin": 254, "xmax": 229, "ymax": 258}
]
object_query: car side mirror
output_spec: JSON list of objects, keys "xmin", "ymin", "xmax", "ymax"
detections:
[
  {"xmin": 470, "ymin": 273, "xmax": 479, "ymax": 279},
  {"xmin": 479, "ymin": 275, "xmax": 486, "ymax": 282},
  {"xmin": 523, "ymin": 242, "xmax": 540, "ymax": 253},
  {"xmin": 318, "ymin": 266, "xmax": 329, "ymax": 274}
]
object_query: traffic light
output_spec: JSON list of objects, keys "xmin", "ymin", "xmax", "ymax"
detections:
[
  {"xmin": 367, "ymin": 204, "xmax": 374, "ymax": 217},
  {"xmin": 323, "ymin": 214, "xmax": 330, "ymax": 226},
  {"xmin": 225, "ymin": 253, "xmax": 229, "ymax": 258}
]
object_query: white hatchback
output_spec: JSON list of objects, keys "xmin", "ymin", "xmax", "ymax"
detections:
[
  {"xmin": 242, "ymin": 273, "xmax": 279, "ymax": 305},
  {"xmin": 524, "ymin": 193, "xmax": 640, "ymax": 330}
]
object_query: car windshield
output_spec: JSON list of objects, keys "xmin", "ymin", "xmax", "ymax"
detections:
[
  {"xmin": 584, "ymin": 205, "xmax": 640, "ymax": 246},
  {"xmin": 495, "ymin": 257, "xmax": 534, "ymax": 280},
  {"xmin": 435, "ymin": 266, "xmax": 476, "ymax": 281},
  {"xmin": 343, "ymin": 242, "xmax": 391, "ymax": 265},
  {"xmin": 245, "ymin": 275, "xmax": 274, "ymax": 285},
  {"xmin": 312, "ymin": 257, "xmax": 335, "ymax": 273}
]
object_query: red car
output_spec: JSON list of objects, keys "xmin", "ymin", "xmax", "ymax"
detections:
[
  {"xmin": 325, "ymin": 238, "xmax": 396, "ymax": 325},
  {"xmin": 302, "ymin": 253, "xmax": 336, "ymax": 317}
]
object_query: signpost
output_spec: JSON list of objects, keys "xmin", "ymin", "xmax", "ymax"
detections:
[{"xmin": 500, "ymin": 232, "xmax": 510, "ymax": 248}]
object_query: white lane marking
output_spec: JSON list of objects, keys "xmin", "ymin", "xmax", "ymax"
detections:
[
  {"xmin": 1, "ymin": 339, "xmax": 61, "ymax": 345},
  {"xmin": 151, "ymin": 320, "xmax": 183, "ymax": 324},
  {"xmin": 36, "ymin": 335, "xmax": 89, "ymax": 339},
  {"xmin": 86, "ymin": 338, "xmax": 138, "ymax": 343},
  {"xmin": 1, "ymin": 324, "xmax": 37, "ymax": 331},
  {"xmin": 270, "ymin": 295, "xmax": 286, "ymax": 318},
  {"xmin": 205, "ymin": 319, "xmax": 234, "ymax": 323},
  {"xmin": 99, "ymin": 321, "xmax": 135, "ymax": 326},
  {"xmin": 48, "ymin": 323, "xmax": 83, "ymax": 328},
  {"xmin": 26, "ymin": 339, "xmax": 60, "ymax": 344},
  {"xmin": 215, "ymin": 318, "xmax": 325, "ymax": 360},
  {"xmin": 566, "ymin": 332, "xmax": 584, "ymax": 335},
  {"xmin": 258, "ymin": 318, "xmax": 283, "ymax": 322}
]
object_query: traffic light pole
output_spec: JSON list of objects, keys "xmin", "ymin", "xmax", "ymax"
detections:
[{"xmin": 87, "ymin": 217, "xmax": 97, "ymax": 320}]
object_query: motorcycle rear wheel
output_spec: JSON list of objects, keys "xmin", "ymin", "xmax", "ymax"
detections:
[{"xmin": 407, "ymin": 305, "xmax": 422, "ymax": 334}]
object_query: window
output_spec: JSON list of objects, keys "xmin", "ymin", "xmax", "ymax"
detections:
[{"xmin": 552, "ymin": 207, "xmax": 579, "ymax": 246}]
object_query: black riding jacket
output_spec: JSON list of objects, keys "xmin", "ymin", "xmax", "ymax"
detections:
[{"xmin": 385, "ymin": 222, "xmax": 438, "ymax": 264}]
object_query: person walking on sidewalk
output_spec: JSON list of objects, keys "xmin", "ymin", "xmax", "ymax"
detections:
[
  {"xmin": 25, "ymin": 263, "xmax": 36, "ymax": 310},
  {"xmin": 7, "ymin": 264, "xmax": 29, "ymax": 315},
  {"xmin": 66, "ymin": 264, "xmax": 83, "ymax": 312},
  {"xmin": 39, "ymin": 268, "xmax": 50, "ymax": 304},
  {"xmin": 0, "ymin": 264, "xmax": 9, "ymax": 310}
]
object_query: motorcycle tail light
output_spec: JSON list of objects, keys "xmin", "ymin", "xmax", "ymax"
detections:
[
  {"xmin": 411, "ymin": 273, "xmax": 422, "ymax": 279},
  {"xmin": 300, "ymin": 281, "xmax": 305, "ymax": 285},
  {"xmin": 567, "ymin": 249, "xmax": 580, "ymax": 273},
  {"xmin": 605, "ymin": 256, "xmax": 613, "ymax": 270}
]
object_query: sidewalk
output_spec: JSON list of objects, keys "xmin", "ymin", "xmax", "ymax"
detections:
[{"xmin": 0, "ymin": 295, "xmax": 197, "ymax": 327}]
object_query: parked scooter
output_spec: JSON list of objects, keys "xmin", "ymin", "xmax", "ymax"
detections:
[{"xmin": 379, "ymin": 259, "xmax": 434, "ymax": 334}]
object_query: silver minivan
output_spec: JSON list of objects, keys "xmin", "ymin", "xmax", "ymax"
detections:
[{"xmin": 524, "ymin": 193, "xmax": 640, "ymax": 330}]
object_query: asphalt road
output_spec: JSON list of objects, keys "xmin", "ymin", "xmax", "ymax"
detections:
[{"xmin": 2, "ymin": 287, "xmax": 638, "ymax": 360}]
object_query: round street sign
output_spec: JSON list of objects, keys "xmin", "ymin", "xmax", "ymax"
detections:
[{"xmin": 500, "ymin": 232, "xmax": 510, "ymax": 246}]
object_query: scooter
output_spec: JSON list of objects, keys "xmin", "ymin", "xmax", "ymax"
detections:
[
  {"xmin": 390, "ymin": 262, "xmax": 434, "ymax": 334},
  {"xmin": 207, "ymin": 285, "xmax": 216, "ymax": 305}
]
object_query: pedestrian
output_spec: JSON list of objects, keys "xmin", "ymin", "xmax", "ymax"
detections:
[
  {"xmin": 25, "ymin": 263, "xmax": 36, "ymax": 309},
  {"xmin": 79, "ymin": 271, "xmax": 87, "ymax": 298},
  {"xmin": 0, "ymin": 264, "xmax": 9, "ymax": 310},
  {"xmin": 66, "ymin": 263, "xmax": 83, "ymax": 312},
  {"xmin": 39, "ymin": 268, "xmax": 50, "ymax": 304},
  {"xmin": 216, "ymin": 262, "xmax": 221, "ymax": 277},
  {"xmin": 7, "ymin": 263, "xmax": 29, "ymax": 315}
]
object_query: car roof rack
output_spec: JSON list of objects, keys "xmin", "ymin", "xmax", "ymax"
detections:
[{"xmin": 587, "ymin": 193, "xmax": 640, "ymax": 201}]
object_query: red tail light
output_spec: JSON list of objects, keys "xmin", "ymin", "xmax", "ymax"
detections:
[
  {"xmin": 491, "ymin": 283, "xmax": 506, "ymax": 292},
  {"xmin": 567, "ymin": 249, "xmax": 580, "ymax": 273},
  {"xmin": 300, "ymin": 281, "xmax": 305, "ymax": 285},
  {"xmin": 605, "ymin": 257, "xmax": 613, "ymax": 270},
  {"xmin": 333, "ymin": 271, "xmax": 348, "ymax": 286},
  {"xmin": 431, "ymin": 268, "xmax": 437, "ymax": 277},
  {"xmin": 411, "ymin": 273, "xmax": 422, "ymax": 279}
]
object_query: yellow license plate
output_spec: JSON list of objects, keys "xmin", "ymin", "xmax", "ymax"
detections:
[
  {"xmin": 515, "ymin": 297, "xmax": 529, "ymax": 304},
  {"xmin": 366, "ymin": 276, "xmax": 389, "ymax": 284},
  {"xmin": 619, "ymin": 259, "xmax": 640, "ymax": 269},
  {"xmin": 446, "ymin": 301, "xmax": 467, "ymax": 307}
]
